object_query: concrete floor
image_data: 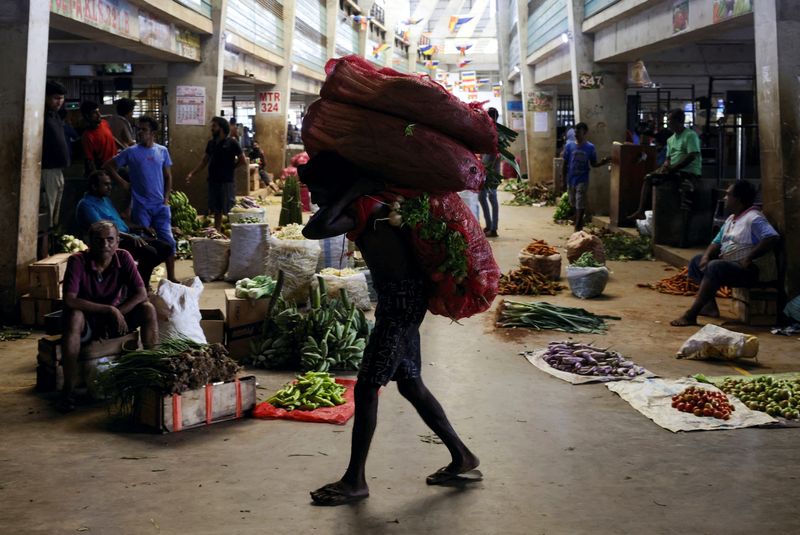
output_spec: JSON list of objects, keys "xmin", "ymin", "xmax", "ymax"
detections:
[{"xmin": 2, "ymin": 191, "xmax": 799, "ymax": 534}]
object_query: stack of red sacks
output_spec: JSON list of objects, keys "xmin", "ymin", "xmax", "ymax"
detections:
[{"xmin": 302, "ymin": 55, "xmax": 501, "ymax": 320}]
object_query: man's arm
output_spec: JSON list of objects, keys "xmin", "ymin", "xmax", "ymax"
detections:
[
  {"xmin": 741, "ymin": 235, "xmax": 779, "ymax": 268},
  {"xmin": 117, "ymin": 285, "xmax": 148, "ymax": 315},
  {"xmin": 665, "ymin": 151, "xmax": 698, "ymax": 172},
  {"xmin": 186, "ymin": 154, "xmax": 209, "ymax": 182},
  {"xmin": 699, "ymin": 242, "xmax": 721, "ymax": 269},
  {"xmin": 82, "ymin": 135, "xmax": 97, "ymax": 174},
  {"xmin": 103, "ymin": 158, "xmax": 130, "ymax": 190},
  {"xmin": 163, "ymin": 165, "xmax": 172, "ymax": 204},
  {"xmin": 64, "ymin": 292, "xmax": 117, "ymax": 315}
]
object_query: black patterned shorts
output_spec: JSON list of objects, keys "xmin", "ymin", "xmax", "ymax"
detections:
[{"xmin": 358, "ymin": 279, "xmax": 428, "ymax": 386}]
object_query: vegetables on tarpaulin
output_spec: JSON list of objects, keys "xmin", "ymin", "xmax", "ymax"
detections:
[
  {"xmin": 541, "ymin": 341, "xmax": 646, "ymax": 378},
  {"xmin": 715, "ymin": 375, "xmax": 800, "ymax": 420},
  {"xmin": 498, "ymin": 266, "xmax": 564, "ymax": 296},
  {"xmin": 266, "ymin": 371, "xmax": 346, "ymax": 411},
  {"xmin": 496, "ymin": 300, "xmax": 619, "ymax": 334},
  {"xmin": 672, "ymin": 386, "xmax": 735, "ymax": 420}
]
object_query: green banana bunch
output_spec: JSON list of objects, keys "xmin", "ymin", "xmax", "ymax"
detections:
[{"xmin": 169, "ymin": 191, "xmax": 202, "ymax": 236}]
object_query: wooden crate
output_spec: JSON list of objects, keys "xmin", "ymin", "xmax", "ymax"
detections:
[
  {"xmin": 28, "ymin": 253, "xmax": 71, "ymax": 299},
  {"xmin": 225, "ymin": 289, "xmax": 271, "ymax": 361},
  {"xmin": 134, "ymin": 376, "xmax": 257, "ymax": 433},
  {"xmin": 730, "ymin": 287, "xmax": 779, "ymax": 326},
  {"xmin": 20, "ymin": 294, "xmax": 63, "ymax": 327}
]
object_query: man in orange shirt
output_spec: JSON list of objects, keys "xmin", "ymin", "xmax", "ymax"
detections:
[{"xmin": 80, "ymin": 101, "xmax": 117, "ymax": 179}]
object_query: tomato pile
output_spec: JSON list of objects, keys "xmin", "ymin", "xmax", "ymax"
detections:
[{"xmin": 671, "ymin": 386, "xmax": 735, "ymax": 420}]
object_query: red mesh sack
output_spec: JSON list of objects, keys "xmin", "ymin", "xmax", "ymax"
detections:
[
  {"xmin": 418, "ymin": 193, "xmax": 500, "ymax": 320},
  {"xmin": 348, "ymin": 192, "xmax": 500, "ymax": 320},
  {"xmin": 302, "ymin": 98, "xmax": 485, "ymax": 192},
  {"xmin": 321, "ymin": 55, "xmax": 497, "ymax": 154}
]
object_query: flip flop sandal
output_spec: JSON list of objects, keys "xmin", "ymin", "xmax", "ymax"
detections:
[
  {"xmin": 426, "ymin": 467, "xmax": 484, "ymax": 486},
  {"xmin": 310, "ymin": 484, "xmax": 369, "ymax": 507}
]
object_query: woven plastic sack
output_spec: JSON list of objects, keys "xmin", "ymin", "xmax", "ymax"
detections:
[
  {"xmin": 566, "ymin": 231, "xmax": 606, "ymax": 264},
  {"xmin": 302, "ymin": 98, "xmax": 485, "ymax": 193},
  {"xmin": 321, "ymin": 55, "xmax": 497, "ymax": 153},
  {"xmin": 317, "ymin": 235, "xmax": 352, "ymax": 271},
  {"xmin": 312, "ymin": 272, "xmax": 371, "ymax": 311},
  {"xmin": 151, "ymin": 278, "xmax": 206, "ymax": 344},
  {"xmin": 519, "ymin": 251, "xmax": 562, "ymax": 280},
  {"xmin": 676, "ymin": 324, "xmax": 759, "ymax": 361},
  {"xmin": 190, "ymin": 238, "xmax": 230, "ymax": 282},
  {"xmin": 264, "ymin": 236, "xmax": 321, "ymax": 304},
  {"xmin": 566, "ymin": 266, "xmax": 609, "ymax": 299},
  {"xmin": 226, "ymin": 223, "xmax": 270, "ymax": 282}
]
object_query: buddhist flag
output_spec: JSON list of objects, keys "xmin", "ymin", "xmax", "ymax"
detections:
[
  {"xmin": 352, "ymin": 15, "xmax": 371, "ymax": 31},
  {"xmin": 493, "ymin": 83, "xmax": 502, "ymax": 97},
  {"xmin": 425, "ymin": 60, "xmax": 439, "ymax": 71},
  {"xmin": 422, "ymin": 45, "xmax": 438, "ymax": 56},
  {"xmin": 458, "ymin": 59, "xmax": 472, "ymax": 68},
  {"xmin": 460, "ymin": 70, "xmax": 476, "ymax": 84},
  {"xmin": 402, "ymin": 30, "xmax": 410, "ymax": 41},
  {"xmin": 456, "ymin": 44, "xmax": 473, "ymax": 56},
  {"xmin": 418, "ymin": 43, "xmax": 433, "ymax": 54},
  {"xmin": 402, "ymin": 17, "xmax": 423, "ymax": 25},
  {"xmin": 478, "ymin": 78, "xmax": 491, "ymax": 85},
  {"xmin": 372, "ymin": 43, "xmax": 389, "ymax": 57},
  {"xmin": 449, "ymin": 15, "xmax": 473, "ymax": 33}
]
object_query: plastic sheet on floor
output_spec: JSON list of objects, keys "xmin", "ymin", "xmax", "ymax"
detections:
[
  {"xmin": 253, "ymin": 378, "xmax": 356, "ymax": 425},
  {"xmin": 606, "ymin": 377, "xmax": 777, "ymax": 432},
  {"xmin": 522, "ymin": 349, "xmax": 657, "ymax": 385}
]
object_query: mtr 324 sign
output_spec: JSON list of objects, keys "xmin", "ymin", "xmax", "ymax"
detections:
[{"xmin": 258, "ymin": 91, "xmax": 282, "ymax": 114}]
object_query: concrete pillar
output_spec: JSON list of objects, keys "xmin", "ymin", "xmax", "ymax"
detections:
[
  {"xmin": 166, "ymin": 0, "xmax": 228, "ymax": 211},
  {"xmin": 516, "ymin": 0, "xmax": 557, "ymax": 185},
  {"xmin": 253, "ymin": 0, "xmax": 296, "ymax": 177},
  {"xmin": 753, "ymin": 0, "xmax": 800, "ymax": 297},
  {"xmin": 566, "ymin": 0, "xmax": 627, "ymax": 215},
  {"xmin": 496, "ymin": 0, "xmax": 526, "ymax": 173},
  {"xmin": 357, "ymin": 0, "xmax": 375, "ymax": 58},
  {"xmin": 0, "ymin": 1, "xmax": 50, "ymax": 319},
  {"xmin": 326, "ymin": 0, "xmax": 338, "ymax": 59}
]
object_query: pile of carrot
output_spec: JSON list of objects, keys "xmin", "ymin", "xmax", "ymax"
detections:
[
  {"xmin": 524, "ymin": 239, "xmax": 559, "ymax": 256},
  {"xmin": 499, "ymin": 266, "xmax": 564, "ymax": 295},
  {"xmin": 638, "ymin": 267, "xmax": 731, "ymax": 298}
]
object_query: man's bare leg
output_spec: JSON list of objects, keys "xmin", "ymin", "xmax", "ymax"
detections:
[
  {"xmin": 397, "ymin": 377, "xmax": 479, "ymax": 482},
  {"xmin": 139, "ymin": 302, "xmax": 159, "ymax": 349},
  {"xmin": 58, "ymin": 309, "xmax": 85, "ymax": 412},
  {"xmin": 165, "ymin": 255, "xmax": 178, "ymax": 284},
  {"xmin": 310, "ymin": 381, "xmax": 378, "ymax": 505},
  {"xmin": 213, "ymin": 212, "xmax": 222, "ymax": 232},
  {"xmin": 671, "ymin": 275, "xmax": 720, "ymax": 326}
]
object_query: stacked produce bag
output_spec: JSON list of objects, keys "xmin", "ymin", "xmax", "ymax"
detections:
[{"xmin": 301, "ymin": 55, "xmax": 502, "ymax": 320}]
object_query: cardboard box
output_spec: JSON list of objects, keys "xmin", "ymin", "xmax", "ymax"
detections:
[
  {"xmin": 134, "ymin": 375, "xmax": 257, "ymax": 433},
  {"xmin": 224, "ymin": 289, "xmax": 271, "ymax": 361},
  {"xmin": 200, "ymin": 309, "xmax": 225, "ymax": 345},
  {"xmin": 28, "ymin": 253, "xmax": 71, "ymax": 299}
]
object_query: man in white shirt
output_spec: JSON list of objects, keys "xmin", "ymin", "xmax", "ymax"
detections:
[{"xmin": 671, "ymin": 181, "xmax": 779, "ymax": 326}]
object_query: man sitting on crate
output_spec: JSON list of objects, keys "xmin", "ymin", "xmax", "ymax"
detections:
[
  {"xmin": 671, "ymin": 181, "xmax": 779, "ymax": 327},
  {"xmin": 77, "ymin": 170, "xmax": 172, "ymax": 287},
  {"xmin": 57, "ymin": 221, "xmax": 158, "ymax": 412}
]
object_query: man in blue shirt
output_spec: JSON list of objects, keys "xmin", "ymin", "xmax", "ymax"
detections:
[
  {"xmin": 562, "ymin": 122, "xmax": 610, "ymax": 231},
  {"xmin": 104, "ymin": 116, "xmax": 177, "ymax": 282},
  {"xmin": 76, "ymin": 170, "xmax": 172, "ymax": 286}
]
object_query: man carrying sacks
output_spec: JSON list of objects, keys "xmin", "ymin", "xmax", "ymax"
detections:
[{"xmin": 298, "ymin": 56, "xmax": 501, "ymax": 506}]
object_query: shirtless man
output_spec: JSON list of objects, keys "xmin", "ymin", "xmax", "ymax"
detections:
[{"xmin": 299, "ymin": 152, "xmax": 481, "ymax": 506}]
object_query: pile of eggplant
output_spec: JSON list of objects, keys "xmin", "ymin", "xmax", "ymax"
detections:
[{"xmin": 542, "ymin": 341, "xmax": 647, "ymax": 378}]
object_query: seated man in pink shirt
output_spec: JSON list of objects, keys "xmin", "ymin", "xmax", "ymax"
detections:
[{"xmin": 57, "ymin": 220, "xmax": 158, "ymax": 412}]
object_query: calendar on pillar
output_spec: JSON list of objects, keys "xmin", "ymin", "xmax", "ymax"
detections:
[{"xmin": 176, "ymin": 86, "xmax": 206, "ymax": 125}]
